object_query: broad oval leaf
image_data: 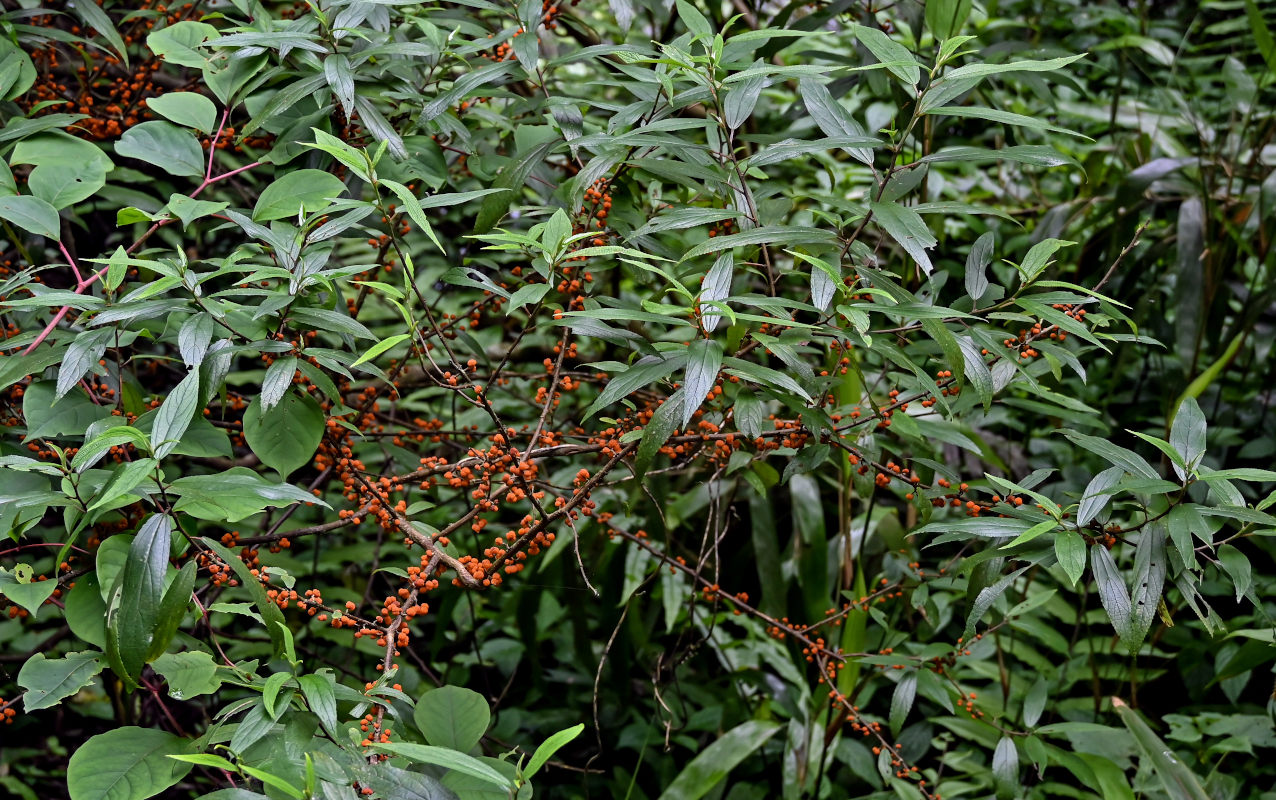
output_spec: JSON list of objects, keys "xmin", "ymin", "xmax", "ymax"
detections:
[
  {"xmin": 242, "ymin": 391, "xmax": 324, "ymax": 478},
  {"xmin": 414, "ymin": 685, "xmax": 491, "ymax": 753},
  {"xmin": 66, "ymin": 726, "xmax": 191, "ymax": 800},
  {"xmin": 115, "ymin": 121, "xmax": 204, "ymax": 177},
  {"xmin": 18, "ymin": 651, "xmax": 103, "ymax": 712}
]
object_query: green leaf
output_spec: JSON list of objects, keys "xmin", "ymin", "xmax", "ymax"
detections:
[
  {"xmin": 1075, "ymin": 753, "xmax": 1136, "ymax": 800},
  {"xmin": 301, "ymin": 128, "xmax": 371, "ymax": 181},
  {"xmin": 66, "ymin": 727, "xmax": 191, "ymax": 800},
  {"xmin": 722, "ymin": 357, "xmax": 812, "ymax": 402},
  {"xmin": 146, "ymin": 21, "xmax": 217, "ymax": 68},
  {"xmin": 108, "ymin": 514, "xmax": 172, "ymax": 682},
  {"xmin": 88, "ymin": 458, "xmax": 158, "ymax": 512},
  {"xmin": 170, "ymin": 468, "xmax": 327, "ymax": 523},
  {"xmin": 298, "ymin": 673, "xmax": 338, "ymax": 734},
  {"xmin": 992, "ymin": 735, "xmax": 1019, "ymax": 797},
  {"xmin": 253, "ymin": 169, "xmax": 348, "ymax": 222},
  {"xmin": 354, "ymin": 764, "xmax": 453, "ymax": 800},
  {"xmin": 371, "ymin": 743, "xmax": 512, "ymax": 789},
  {"xmin": 242, "ymin": 391, "xmax": 324, "ymax": 479},
  {"xmin": 681, "ymin": 226, "xmax": 839, "ymax": 261},
  {"xmin": 853, "ymin": 24, "xmax": 920, "ymax": 85},
  {"xmin": 1023, "ymin": 677, "xmax": 1048, "ymax": 728},
  {"xmin": 1059, "ymin": 430, "xmax": 1160, "ymax": 481},
  {"xmin": 734, "ymin": 390, "xmax": 763, "ymax": 439},
  {"xmin": 0, "ymin": 195, "xmax": 61, "ymax": 239},
  {"xmin": 0, "ymin": 41, "xmax": 36, "ymax": 103},
  {"xmin": 1111, "ymin": 697, "xmax": 1211, "ymax": 800},
  {"xmin": 1091, "ymin": 544, "xmax": 1135, "ymax": 651},
  {"xmin": 22, "ymin": 380, "xmax": 112, "ymax": 441},
  {"xmin": 115, "ymin": 121, "xmax": 204, "ymax": 177},
  {"xmin": 379, "ymin": 178, "xmax": 443, "ymax": 252},
  {"xmin": 151, "ymin": 368, "xmax": 201, "ymax": 459},
  {"xmin": 238, "ymin": 766, "xmax": 304, "ymax": 799},
  {"xmin": 508, "ymin": 282, "xmax": 551, "ymax": 311},
  {"xmin": 166, "ymin": 195, "xmax": 227, "ymax": 230},
  {"xmin": 260, "ymin": 356, "xmax": 297, "ymax": 411},
  {"xmin": 681, "ymin": 339, "xmax": 723, "ymax": 426},
  {"xmin": 324, "ymin": 53, "xmax": 356, "ymax": 116},
  {"xmin": 11, "ymin": 132, "xmax": 113, "ymax": 171},
  {"xmin": 926, "ymin": 0, "xmax": 973, "ymax": 39},
  {"xmin": 64, "ymin": 573, "xmax": 107, "ymax": 648},
  {"xmin": 918, "ymin": 144, "xmax": 1078, "ymax": 168},
  {"xmin": 416, "ymin": 188, "xmax": 510, "ymax": 210},
  {"xmin": 58, "ymin": 329, "xmax": 115, "ymax": 399},
  {"xmin": 1078, "ymin": 466, "xmax": 1125, "ymax": 526},
  {"xmin": 1217, "ymin": 544, "xmax": 1251, "ymax": 602},
  {"xmin": 351, "ymin": 333, "xmax": 412, "ymax": 368},
  {"xmin": 145, "ymin": 92, "xmax": 217, "ymax": 133},
  {"xmin": 70, "ymin": 0, "xmax": 128, "ymax": 63},
  {"xmin": 699, "ymin": 252, "xmax": 733, "ymax": 332},
  {"xmin": 260, "ymin": 672, "xmax": 292, "ymax": 718},
  {"xmin": 289, "ymin": 306, "xmax": 375, "ymax": 340},
  {"xmin": 167, "ymin": 754, "xmax": 237, "ymax": 771},
  {"xmin": 943, "ymin": 53, "xmax": 1087, "ymax": 83},
  {"xmin": 1194, "ymin": 468, "xmax": 1276, "ymax": 483},
  {"xmin": 1196, "ymin": 504, "xmax": 1276, "ymax": 528},
  {"xmin": 1130, "ymin": 523, "xmax": 1166, "ymax": 649},
  {"xmin": 656, "ymin": 720, "xmax": 781, "ymax": 800},
  {"xmin": 96, "ymin": 536, "xmax": 132, "ymax": 604},
  {"xmin": 0, "ymin": 567, "xmax": 58, "ymax": 618},
  {"xmin": 1000, "ymin": 519, "xmax": 1059, "ymax": 549},
  {"xmin": 723, "ymin": 68, "xmax": 765, "ymax": 130},
  {"xmin": 151, "ymin": 650, "xmax": 221, "ymax": 699},
  {"xmin": 73, "ymin": 426, "xmax": 151, "ymax": 472},
  {"xmin": 957, "ymin": 335, "xmax": 993, "ymax": 410},
  {"xmin": 106, "ymin": 246, "xmax": 128, "ymax": 290},
  {"xmin": 29, "ymin": 161, "xmax": 108, "ymax": 209},
  {"xmin": 798, "ymin": 78, "xmax": 874, "ymax": 165},
  {"xmin": 928, "ymin": 106, "xmax": 1090, "ymax": 139},
  {"xmin": 148, "ymin": 561, "xmax": 197, "ymax": 662},
  {"xmin": 1245, "ymin": 0, "xmax": 1276, "ymax": 73},
  {"xmin": 964, "ymin": 566, "xmax": 1029, "ymax": 641},
  {"xmin": 635, "ymin": 391, "xmax": 685, "ymax": 478},
  {"xmin": 18, "ymin": 651, "xmax": 103, "ymax": 712},
  {"xmin": 523, "ymin": 722, "xmax": 585, "ymax": 782},
  {"xmin": 176, "ymin": 312, "xmax": 216, "ymax": 368},
  {"xmin": 474, "ymin": 137, "xmax": 560, "ymax": 234},
  {"xmin": 1054, "ymin": 529, "xmax": 1086, "ymax": 587},
  {"xmin": 1169, "ymin": 396, "xmax": 1206, "ymax": 478},
  {"xmin": 200, "ymin": 537, "xmax": 288, "ymax": 658},
  {"xmin": 414, "ymin": 685, "xmax": 491, "ymax": 753},
  {"xmin": 1167, "ymin": 503, "xmax": 1201, "ymax": 569},
  {"xmin": 870, "ymin": 201, "xmax": 936, "ymax": 274},
  {"xmin": 889, "ymin": 672, "xmax": 917, "ymax": 736},
  {"xmin": 965, "ymin": 231, "xmax": 994, "ymax": 300},
  {"xmin": 1016, "ymin": 239, "xmax": 1074, "ymax": 283}
]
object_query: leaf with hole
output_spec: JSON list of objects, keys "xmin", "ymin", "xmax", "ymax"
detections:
[{"xmin": 18, "ymin": 651, "xmax": 103, "ymax": 712}]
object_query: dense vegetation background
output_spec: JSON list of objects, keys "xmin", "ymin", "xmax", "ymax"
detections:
[{"xmin": 1, "ymin": 0, "xmax": 1274, "ymax": 798}]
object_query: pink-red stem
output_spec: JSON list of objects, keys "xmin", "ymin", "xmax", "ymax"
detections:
[{"xmin": 16, "ymin": 111, "xmax": 260, "ymax": 357}]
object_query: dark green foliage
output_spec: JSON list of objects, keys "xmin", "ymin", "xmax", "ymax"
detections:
[{"xmin": 1, "ymin": 1, "xmax": 1274, "ymax": 799}]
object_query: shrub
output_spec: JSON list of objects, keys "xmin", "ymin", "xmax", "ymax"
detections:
[{"xmin": 1, "ymin": 1, "xmax": 1273, "ymax": 799}]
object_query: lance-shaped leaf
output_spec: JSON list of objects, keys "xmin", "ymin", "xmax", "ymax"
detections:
[
  {"xmin": 870, "ymin": 200, "xmax": 936, "ymax": 274},
  {"xmin": 1112, "ymin": 697, "xmax": 1211, "ymax": 800},
  {"xmin": 681, "ymin": 339, "xmax": 723, "ymax": 427},
  {"xmin": 106, "ymin": 514, "xmax": 172, "ymax": 684}
]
